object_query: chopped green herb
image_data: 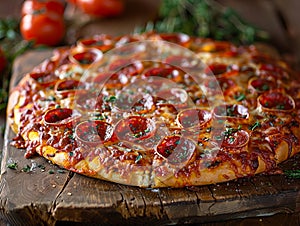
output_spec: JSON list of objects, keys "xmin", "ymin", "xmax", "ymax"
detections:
[
  {"xmin": 22, "ymin": 165, "xmax": 31, "ymax": 172},
  {"xmin": 38, "ymin": 164, "xmax": 45, "ymax": 170},
  {"xmin": 234, "ymin": 93, "xmax": 246, "ymax": 102},
  {"xmin": 262, "ymin": 84, "xmax": 269, "ymax": 91},
  {"xmin": 103, "ymin": 95, "xmax": 117, "ymax": 103},
  {"xmin": 206, "ymin": 127, "xmax": 212, "ymax": 133},
  {"xmin": 135, "ymin": 154, "xmax": 142, "ymax": 163},
  {"xmin": 249, "ymin": 121, "xmax": 261, "ymax": 131},
  {"xmin": 124, "ymin": 148, "xmax": 132, "ymax": 152},
  {"xmin": 228, "ymin": 136, "xmax": 235, "ymax": 144},
  {"xmin": 214, "ymin": 135, "xmax": 223, "ymax": 141},
  {"xmin": 68, "ymin": 134, "xmax": 75, "ymax": 140},
  {"xmin": 133, "ymin": 131, "xmax": 143, "ymax": 138},
  {"xmin": 223, "ymin": 127, "xmax": 237, "ymax": 137},
  {"xmin": 226, "ymin": 106, "xmax": 235, "ymax": 117},
  {"xmin": 202, "ymin": 137, "xmax": 210, "ymax": 142},
  {"xmin": 7, "ymin": 162, "xmax": 18, "ymax": 170},
  {"xmin": 46, "ymin": 96, "xmax": 56, "ymax": 101},
  {"xmin": 276, "ymin": 104, "xmax": 285, "ymax": 110},
  {"xmin": 48, "ymin": 169, "xmax": 55, "ymax": 174},
  {"xmin": 284, "ymin": 170, "xmax": 300, "ymax": 179},
  {"xmin": 57, "ymin": 169, "xmax": 66, "ymax": 174}
]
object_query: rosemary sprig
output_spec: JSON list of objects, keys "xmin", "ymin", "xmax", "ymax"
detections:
[
  {"xmin": 284, "ymin": 170, "xmax": 300, "ymax": 179},
  {"xmin": 135, "ymin": 0, "xmax": 269, "ymax": 45}
]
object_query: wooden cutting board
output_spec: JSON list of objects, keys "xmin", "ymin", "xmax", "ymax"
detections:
[{"xmin": 1, "ymin": 50, "xmax": 300, "ymax": 226}]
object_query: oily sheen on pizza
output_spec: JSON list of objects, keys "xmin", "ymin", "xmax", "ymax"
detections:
[{"xmin": 7, "ymin": 33, "xmax": 300, "ymax": 188}]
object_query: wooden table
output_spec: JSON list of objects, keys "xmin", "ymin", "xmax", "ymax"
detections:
[{"xmin": 1, "ymin": 0, "xmax": 300, "ymax": 225}]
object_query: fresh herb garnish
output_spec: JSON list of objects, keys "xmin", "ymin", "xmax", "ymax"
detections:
[
  {"xmin": 214, "ymin": 135, "xmax": 222, "ymax": 141},
  {"xmin": 223, "ymin": 127, "xmax": 237, "ymax": 137},
  {"xmin": 262, "ymin": 84, "xmax": 270, "ymax": 91},
  {"xmin": 103, "ymin": 95, "xmax": 117, "ymax": 103},
  {"xmin": 276, "ymin": 104, "xmax": 285, "ymax": 110},
  {"xmin": 228, "ymin": 136, "xmax": 235, "ymax": 144},
  {"xmin": 22, "ymin": 165, "xmax": 31, "ymax": 172},
  {"xmin": 7, "ymin": 162, "xmax": 18, "ymax": 170},
  {"xmin": 135, "ymin": 154, "xmax": 142, "ymax": 163},
  {"xmin": 135, "ymin": 0, "xmax": 269, "ymax": 45},
  {"xmin": 38, "ymin": 164, "xmax": 46, "ymax": 170},
  {"xmin": 234, "ymin": 93, "xmax": 246, "ymax": 102},
  {"xmin": 249, "ymin": 121, "xmax": 261, "ymax": 131},
  {"xmin": 284, "ymin": 170, "xmax": 300, "ymax": 179},
  {"xmin": 57, "ymin": 169, "xmax": 66, "ymax": 174}
]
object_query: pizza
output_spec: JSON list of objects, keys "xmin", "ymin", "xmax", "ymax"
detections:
[{"xmin": 7, "ymin": 32, "xmax": 300, "ymax": 188}]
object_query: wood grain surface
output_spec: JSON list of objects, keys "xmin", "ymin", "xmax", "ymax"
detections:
[{"xmin": 0, "ymin": 48, "xmax": 300, "ymax": 225}]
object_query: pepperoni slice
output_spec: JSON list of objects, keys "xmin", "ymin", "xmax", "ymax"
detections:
[
  {"xmin": 55, "ymin": 79, "xmax": 86, "ymax": 97},
  {"xmin": 260, "ymin": 63, "xmax": 288, "ymax": 74},
  {"xmin": 144, "ymin": 66, "xmax": 179, "ymax": 79},
  {"xmin": 177, "ymin": 108, "xmax": 211, "ymax": 129},
  {"xmin": 34, "ymin": 59, "xmax": 57, "ymax": 73},
  {"xmin": 258, "ymin": 92, "xmax": 295, "ymax": 111},
  {"xmin": 75, "ymin": 120, "xmax": 113, "ymax": 146},
  {"xmin": 204, "ymin": 63, "xmax": 238, "ymax": 77},
  {"xmin": 221, "ymin": 130, "xmax": 249, "ymax": 148},
  {"xmin": 44, "ymin": 108, "xmax": 80, "ymax": 127},
  {"xmin": 156, "ymin": 135, "xmax": 196, "ymax": 165},
  {"xmin": 204, "ymin": 63, "xmax": 227, "ymax": 76},
  {"xmin": 204, "ymin": 78, "xmax": 236, "ymax": 94},
  {"xmin": 94, "ymin": 72, "xmax": 125, "ymax": 89},
  {"xmin": 113, "ymin": 44, "xmax": 145, "ymax": 57},
  {"xmin": 109, "ymin": 59, "xmax": 144, "ymax": 76},
  {"xmin": 115, "ymin": 116, "xmax": 155, "ymax": 142},
  {"xmin": 29, "ymin": 71, "xmax": 58, "ymax": 87},
  {"xmin": 77, "ymin": 34, "xmax": 114, "ymax": 52},
  {"xmin": 69, "ymin": 48, "xmax": 102, "ymax": 66},
  {"xmin": 158, "ymin": 33, "xmax": 190, "ymax": 47},
  {"xmin": 213, "ymin": 104, "xmax": 249, "ymax": 119},
  {"xmin": 164, "ymin": 56, "xmax": 203, "ymax": 70},
  {"xmin": 258, "ymin": 63, "xmax": 289, "ymax": 80},
  {"xmin": 93, "ymin": 72, "xmax": 112, "ymax": 84},
  {"xmin": 115, "ymin": 35, "xmax": 140, "ymax": 46},
  {"xmin": 266, "ymin": 133, "xmax": 293, "ymax": 159},
  {"xmin": 248, "ymin": 77, "xmax": 276, "ymax": 93}
]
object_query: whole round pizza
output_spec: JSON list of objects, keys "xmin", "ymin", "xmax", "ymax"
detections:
[{"xmin": 7, "ymin": 32, "xmax": 300, "ymax": 187}]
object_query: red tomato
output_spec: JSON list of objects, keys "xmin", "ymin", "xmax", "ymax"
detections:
[
  {"xmin": 20, "ymin": 12, "xmax": 65, "ymax": 46},
  {"xmin": 0, "ymin": 47, "xmax": 6, "ymax": 73},
  {"xmin": 76, "ymin": 0, "xmax": 124, "ymax": 17},
  {"xmin": 21, "ymin": 0, "xmax": 65, "ymax": 17}
]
